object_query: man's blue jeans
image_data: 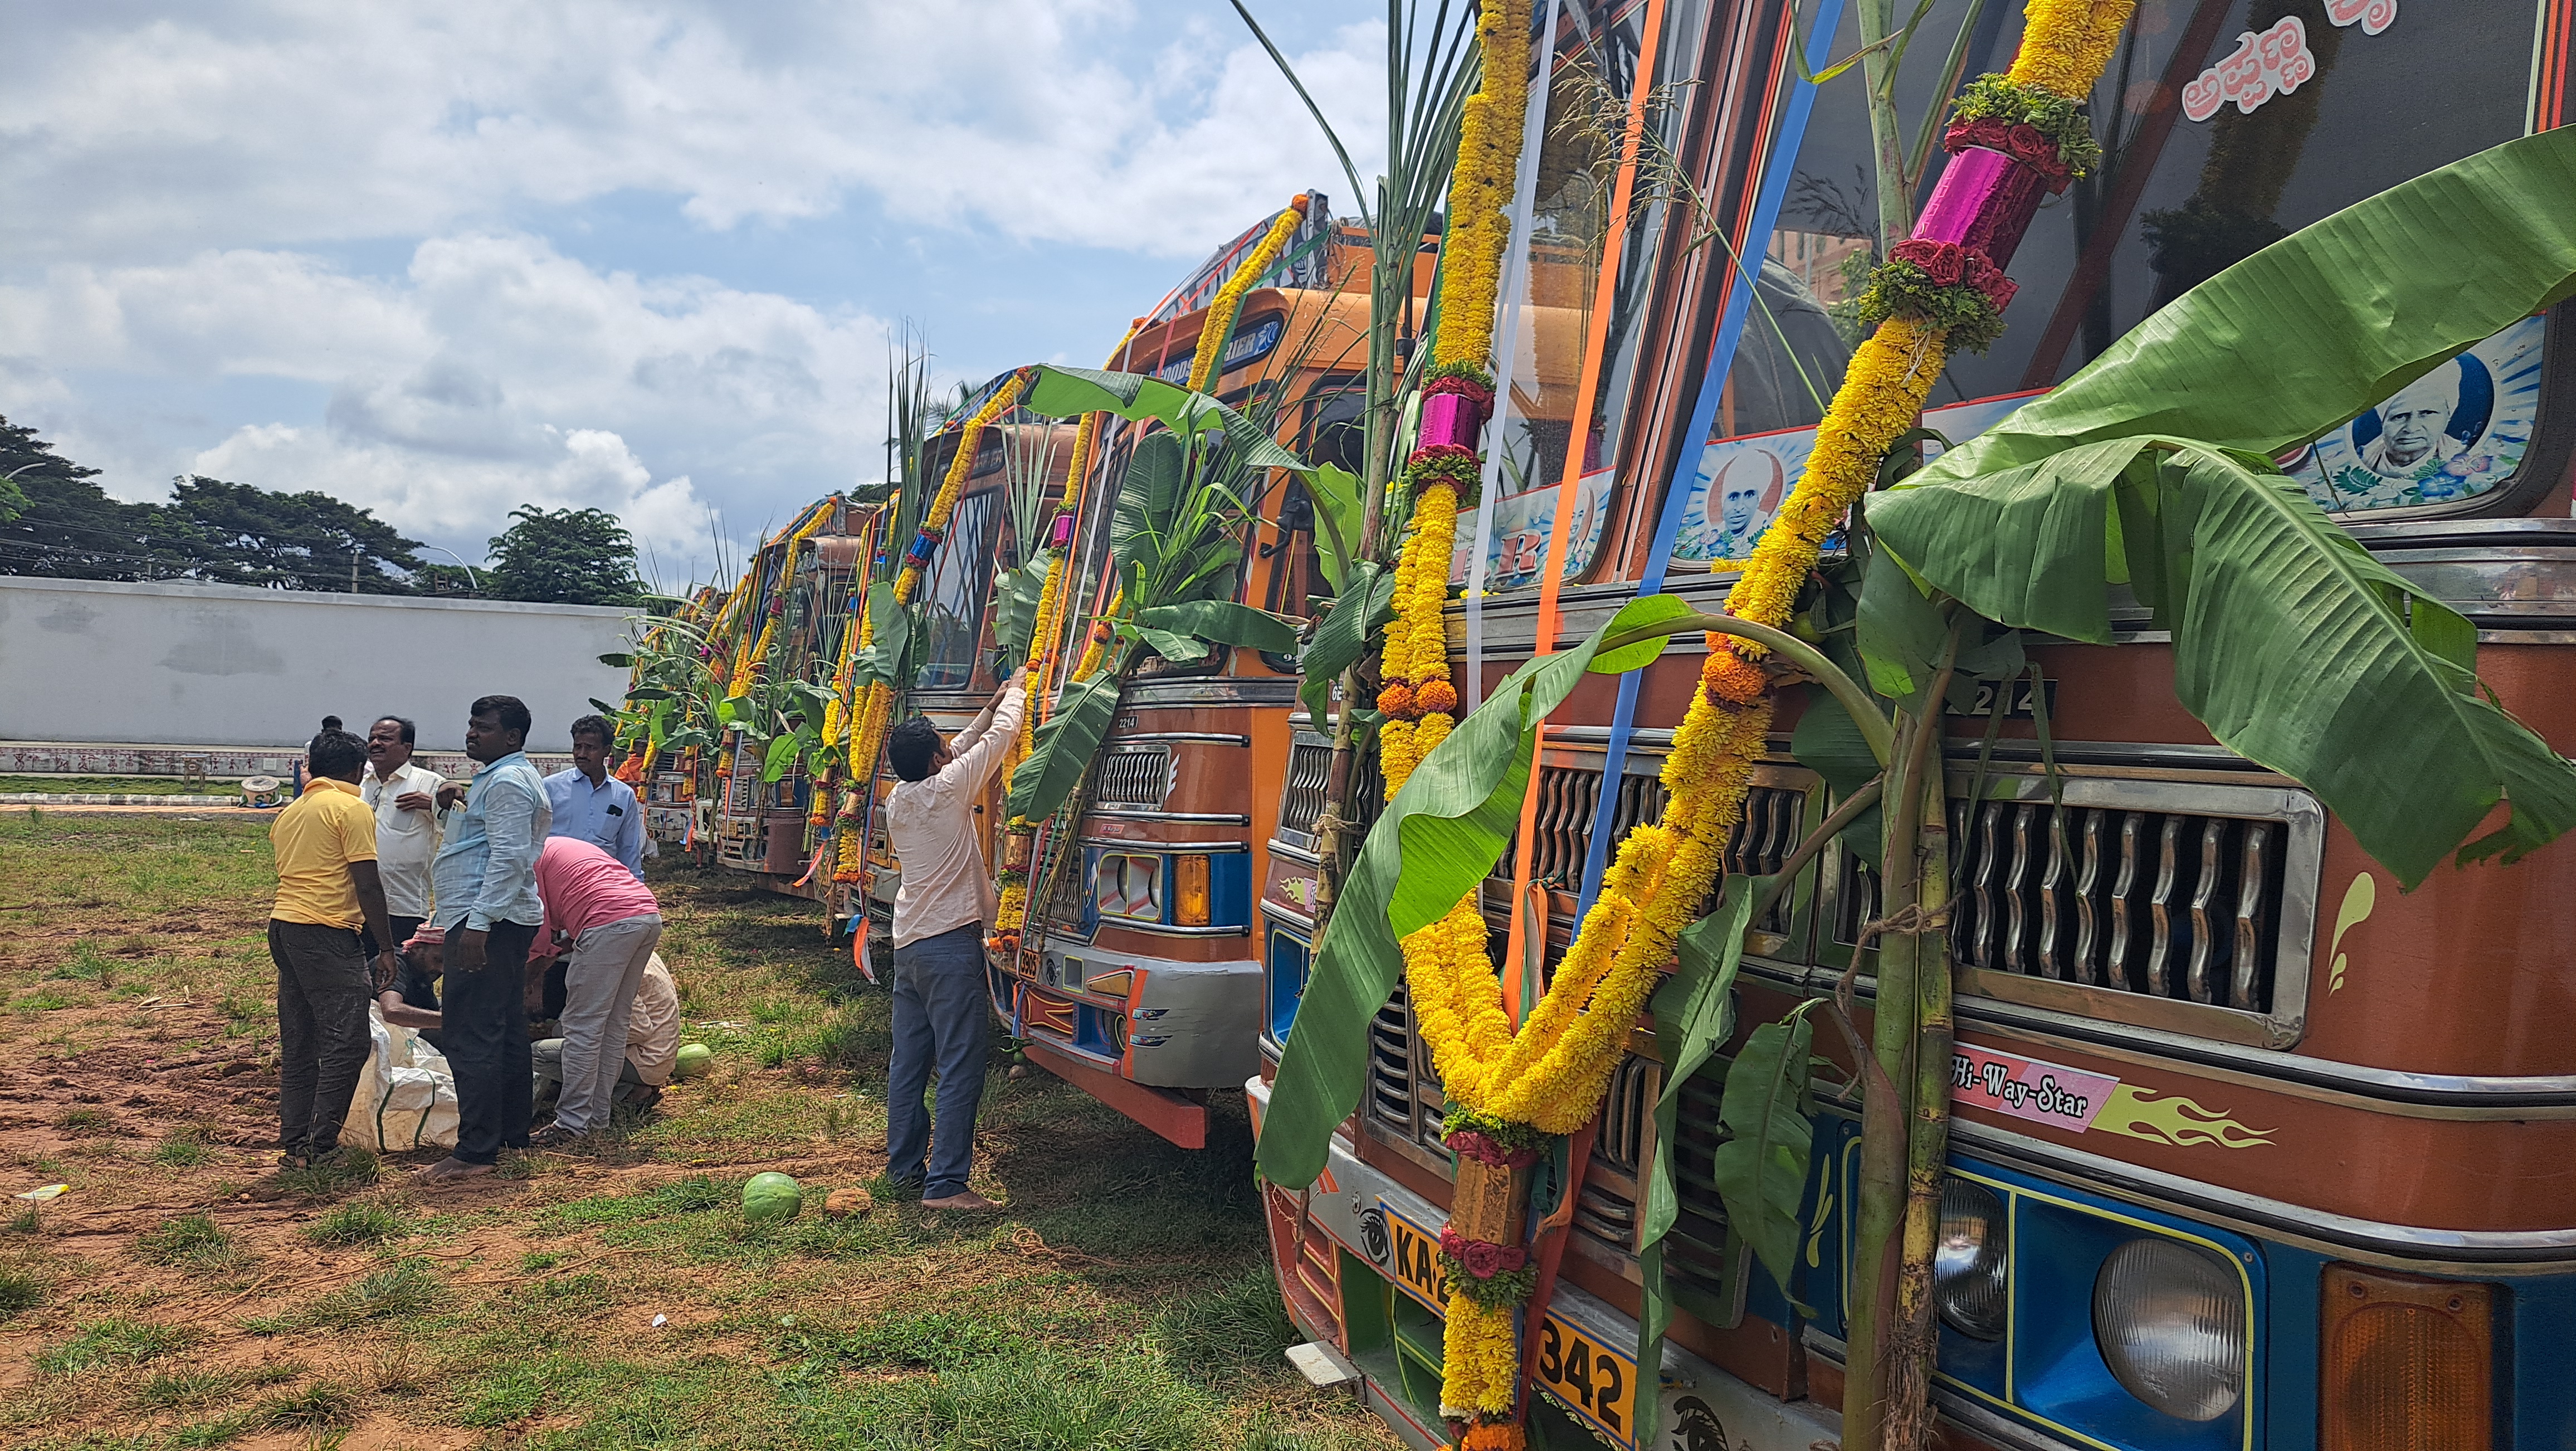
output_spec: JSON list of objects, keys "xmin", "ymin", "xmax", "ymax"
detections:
[{"xmin": 885, "ymin": 923, "xmax": 993, "ymax": 1200}]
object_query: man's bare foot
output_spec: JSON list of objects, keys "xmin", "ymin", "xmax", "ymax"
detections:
[
  {"xmin": 920, "ymin": 1190, "xmax": 1001, "ymax": 1211},
  {"xmin": 415, "ymin": 1156, "xmax": 495, "ymax": 1185}
]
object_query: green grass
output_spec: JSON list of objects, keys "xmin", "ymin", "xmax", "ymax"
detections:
[
  {"xmin": 254, "ymin": 1380, "xmax": 358, "ymax": 1429},
  {"xmin": 36, "ymin": 1318, "xmax": 191, "ymax": 1373},
  {"xmin": 1150, "ymin": 1265, "xmax": 1300, "ymax": 1377},
  {"xmin": 150, "ymin": 1128, "xmax": 214, "ymax": 1168},
  {"xmin": 134, "ymin": 1368, "xmax": 233, "ymax": 1410},
  {"xmin": 301, "ymin": 1200, "xmax": 407, "ymax": 1246},
  {"xmin": 270, "ymin": 1146, "xmax": 380, "ymax": 1200},
  {"xmin": 0, "ymin": 776, "xmax": 241, "ymax": 796},
  {"xmin": 50, "ymin": 1106, "xmax": 114, "ymax": 1136},
  {"xmin": 135, "ymin": 1213, "xmax": 240, "ymax": 1270},
  {"xmin": 249, "ymin": 1260, "xmax": 440, "ymax": 1334},
  {"xmin": 0, "ymin": 1266, "xmax": 44, "ymax": 1319},
  {"xmin": 779, "ymin": 1308, "xmax": 1033, "ymax": 1371}
]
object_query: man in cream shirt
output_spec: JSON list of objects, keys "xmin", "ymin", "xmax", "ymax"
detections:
[
  {"xmin": 360, "ymin": 716, "xmax": 446, "ymax": 956},
  {"xmin": 881, "ymin": 667, "xmax": 1025, "ymax": 1211}
]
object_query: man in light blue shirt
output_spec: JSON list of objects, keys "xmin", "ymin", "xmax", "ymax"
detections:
[
  {"xmin": 546, "ymin": 714, "xmax": 645, "ymax": 878},
  {"xmin": 421, "ymin": 694, "xmax": 551, "ymax": 1184}
]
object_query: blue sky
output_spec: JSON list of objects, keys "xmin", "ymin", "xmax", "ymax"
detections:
[{"xmin": 0, "ymin": 0, "xmax": 1383, "ymax": 587}]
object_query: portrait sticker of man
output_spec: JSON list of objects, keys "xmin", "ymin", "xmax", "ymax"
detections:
[{"xmin": 2359, "ymin": 365, "xmax": 2468, "ymax": 479}]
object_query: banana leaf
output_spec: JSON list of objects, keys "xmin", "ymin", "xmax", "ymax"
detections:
[
  {"xmin": 1710, "ymin": 1009, "xmax": 1816, "ymax": 1297},
  {"xmin": 1023, "ymin": 364, "xmax": 1314, "ymax": 476},
  {"xmin": 994, "ymin": 557, "xmax": 1051, "ymax": 668},
  {"xmin": 1871, "ymin": 133, "xmax": 2576, "ymax": 887},
  {"xmin": 1876, "ymin": 440, "xmax": 2576, "ymax": 887},
  {"xmin": 1307, "ymin": 462, "xmax": 1363, "ymax": 592},
  {"xmin": 1110, "ymin": 432, "xmax": 1186, "ymax": 585},
  {"xmin": 1006, "ymin": 670, "xmax": 1125, "ymax": 822},
  {"xmin": 1297, "ymin": 561, "xmax": 1397, "ymax": 733},
  {"xmin": 849, "ymin": 581, "xmax": 911, "ymax": 693},
  {"xmin": 1135, "ymin": 600, "xmax": 1302, "ymax": 654},
  {"xmin": 1257, "ymin": 597, "xmax": 1691, "ymax": 1185}
]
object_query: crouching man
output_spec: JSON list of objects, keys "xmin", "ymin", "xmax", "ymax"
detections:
[{"xmin": 534, "ymin": 953, "xmax": 680, "ymax": 1113}]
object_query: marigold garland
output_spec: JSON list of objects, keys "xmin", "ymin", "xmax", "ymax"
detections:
[
  {"xmin": 1435, "ymin": 0, "xmax": 1534, "ymax": 373},
  {"xmin": 1187, "ymin": 202, "xmax": 1307, "ymax": 395},
  {"xmin": 726, "ymin": 500, "xmax": 836, "ymax": 699}
]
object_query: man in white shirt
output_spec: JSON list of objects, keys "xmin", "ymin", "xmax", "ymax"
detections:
[
  {"xmin": 359, "ymin": 715, "xmax": 445, "ymax": 958},
  {"xmin": 882, "ymin": 668, "xmax": 1024, "ymax": 1211},
  {"xmin": 532, "ymin": 952, "xmax": 681, "ymax": 1113}
]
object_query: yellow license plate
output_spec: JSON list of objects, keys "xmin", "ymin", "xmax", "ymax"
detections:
[
  {"xmin": 1379, "ymin": 1199, "xmax": 1641, "ymax": 1447},
  {"xmin": 1384, "ymin": 1204, "xmax": 1450, "ymax": 1312},
  {"xmin": 1532, "ymin": 1312, "xmax": 1639, "ymax": 1446}
]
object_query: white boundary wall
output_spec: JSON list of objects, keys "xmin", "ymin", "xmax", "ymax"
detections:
[{"xmin": 0, "ymin": 576, "xmax": 639, "ymax": 752}]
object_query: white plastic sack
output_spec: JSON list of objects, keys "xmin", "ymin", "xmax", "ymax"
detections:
[{"xmin": 340, "ymin": 1004, "xmax": 459, "ymax": 1152}]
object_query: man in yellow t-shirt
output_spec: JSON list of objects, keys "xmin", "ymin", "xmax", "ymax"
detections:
[{"xmin": 269, "ymin": 727, "xmax": 400, "ymax": 1169}]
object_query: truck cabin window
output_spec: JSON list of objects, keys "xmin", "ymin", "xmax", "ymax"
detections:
[{"xmin": 912, "ymin": 487, "xmax": 1002, "ymax": 692}]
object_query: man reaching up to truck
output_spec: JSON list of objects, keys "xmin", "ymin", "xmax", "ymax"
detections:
[{"xmin": 881, "ymin": 668, "xmax": 1026, "ymax": 1211}]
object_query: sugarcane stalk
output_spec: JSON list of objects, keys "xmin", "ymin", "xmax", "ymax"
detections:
[
  {"xmin": 1842, "ymin": 613, "xmax": 1960, "ymax": 1447},
  {"xmin": 1887, "ymin": 629, "xmax": 1962, "ymax": 1451},
  {"xmin": 1310, "ymin": 223, "xmax": 1408, "ymax": 920}
]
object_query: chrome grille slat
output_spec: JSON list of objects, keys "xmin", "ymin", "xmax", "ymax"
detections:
[
  {"xmin": 2074, "ymin": 812, "xmax": 2106, "ymax": 986},
  {"xmin": 2002, "ymin": 804, "xmax": 2035, "ymax": 973},
  {"xmin": 2145, "ymin": 815, "xmax": 2182, "ymax": 997},
  {"xmin": 1573, "ymin": 1055, "xmax": 1655, "ymax": 1261},
  {"xmin": 2186, "ymin": 818, "xmax": 2225, "ymax": 1004},
  {"xmin": 1363, "ymin": 981, "xmax": 1447, "ymax": 1157},
  {"xmin": 2110, "ymin": 815, "xmax": 2144, "ymax": 991},
  {"xmin": 1280, "ymin": 740, "xmax": 1331, "ymax": 836},
  {"xmin": 2037, "ymin": 811, "xmax": 2071, "ymax": 980},
  {"xmin": 2232, "ymin": 822, "xmax": 2273, "ymax": 1009},
  {"xmin": 1969, "ymin": 804, "xmax": 2002, "ymax": 968}
]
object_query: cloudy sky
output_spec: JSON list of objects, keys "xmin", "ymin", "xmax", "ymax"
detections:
[{"xmin": 0, "ymin": 1, "xmax": 1379, "ymax": 588}]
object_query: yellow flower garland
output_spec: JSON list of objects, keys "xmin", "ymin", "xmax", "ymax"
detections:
[
  {"xmin": 1435, "ymin": 0, "xmax": 1534, "ymax": 372},
  {"xmin": 1188, "ymin": 203, "xmax": 1306, "ymax": 395}
]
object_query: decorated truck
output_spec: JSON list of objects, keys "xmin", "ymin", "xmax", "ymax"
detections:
[
  {"xmin": 975, "ymin": 198, "xmax": 1399, "ymax": 1148},
  {"xmin": 1244, "ymin": 0, "xmax": 2576, "ymax": 1448}
]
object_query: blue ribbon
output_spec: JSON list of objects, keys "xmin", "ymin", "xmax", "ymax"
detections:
[{"xmin": 1573, "ymin": 0, "xmax": 1850, "ymax": 917}]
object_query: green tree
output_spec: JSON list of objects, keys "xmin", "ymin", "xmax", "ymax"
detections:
[
  {"xmin": 163, "ymin": 476, "xmax": 425, "ymax": 592},
  {"xmin": 0, "ymin": 416, "xmax": 179, "ymax": 580},
  {"xmin": 484, "ymin": 505, "xmax": 643, "ymax": 605}
]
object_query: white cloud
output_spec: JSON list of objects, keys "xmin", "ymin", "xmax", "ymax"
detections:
[
  {"xmin": 0, "ymin": 1, "xmax": 1382, "ymax": 265},
  {"xmin": 0, "ymin": 233, "xmax": 894, "ymax": 581}
]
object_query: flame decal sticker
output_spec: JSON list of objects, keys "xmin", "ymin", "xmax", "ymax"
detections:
[
  {"xmin": 2328, "ymin": 870, "xmax": 2376, "ymax": 992},
  {"xmin": 2092, "ymin": 1085, "xmax": 2274, "ymax": 1149}
]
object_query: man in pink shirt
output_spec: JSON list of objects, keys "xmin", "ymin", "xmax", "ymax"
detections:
[{"xmin": 526, "ymin": 837, "xmax": 663, "ymax": 1146}]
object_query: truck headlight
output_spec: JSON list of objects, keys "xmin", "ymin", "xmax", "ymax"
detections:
[
  {"xmin": 1934, "ymin": 1178, "xmax": 2007, "ymax": 1341},
  {"xmin": 2092, "ymin": 1237, "xmax": 2245, "ymax": 1421}
]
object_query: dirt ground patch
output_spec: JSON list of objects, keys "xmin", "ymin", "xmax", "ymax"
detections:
[{"xmin": 0, "ymin": 813, "xmax": 1391, "ymax": 1450}]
